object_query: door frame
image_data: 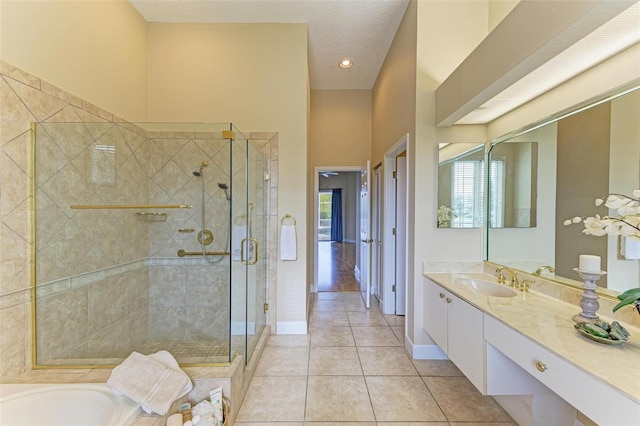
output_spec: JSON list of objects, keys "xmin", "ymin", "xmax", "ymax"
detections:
[
  {"xmin": 382, "ymin": 134, "xmax": 409, "ymax": 315},
  {"xmin": 313, "ymin": 165, "xmax": 367, "ymax": 293}
]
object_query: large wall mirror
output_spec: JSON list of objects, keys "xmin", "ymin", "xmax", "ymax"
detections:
[{"xmin": 486, "ymin": 86, "xmax": 640, "ymax": 294}]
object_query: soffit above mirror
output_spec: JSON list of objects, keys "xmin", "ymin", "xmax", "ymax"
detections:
[{"xmin": 435, "ymin": 0, "xmax": 640, "ymax": 126}]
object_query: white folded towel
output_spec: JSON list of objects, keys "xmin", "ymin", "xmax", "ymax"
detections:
[
  {"xmin": 280, "ymin": 224, "xmax": 297, "ymax": 261},
  {"xmin": 107, "ymin": 351, "xmax": 192, "ymax": 415},
  {"xmin": 622, "ymin": 236, "xmax": 640, "ymax": 260},
  {"xmin": 232, "ymin": 224, "xmax": 247, "ymax": 261}
]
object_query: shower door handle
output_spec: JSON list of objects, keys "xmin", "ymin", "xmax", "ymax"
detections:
[{"xmin": 241, "ymin": 238, "xmax": 259, "ymax": 265}]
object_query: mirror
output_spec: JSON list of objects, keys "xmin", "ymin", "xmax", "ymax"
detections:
[
  {"xmin": 487, "ymin": 142, "xmax": 538, "ymax": 228},
  {"xmin": 437, "ymin": 143, "xmax": 484, "ymax": 228},
  {"xmin": 487, "ymin": 87, "xmax": 640, "ymax": 294}
]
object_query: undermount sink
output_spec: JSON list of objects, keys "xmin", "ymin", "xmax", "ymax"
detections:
[{"xmin": 455, "ymin": 278, "xmax": 517, "ymax": 298}]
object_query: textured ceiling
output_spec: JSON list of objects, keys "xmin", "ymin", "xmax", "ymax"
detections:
[{"xmin": 129, "ymin": 0, "xmax": 410, "ymax": 90}]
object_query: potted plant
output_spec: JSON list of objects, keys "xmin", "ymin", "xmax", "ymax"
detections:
[{"xmin": 564, "ymin": 190, "xmax": 640, "ymax": 316}]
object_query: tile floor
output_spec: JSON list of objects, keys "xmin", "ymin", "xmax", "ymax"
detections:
[{"xmin": 235, "ymin": 291, "xmax": 516, "ymax": 425}]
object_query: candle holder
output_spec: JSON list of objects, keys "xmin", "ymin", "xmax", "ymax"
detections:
[{"xmin": 572, "ymin": 268, "xmax": 607, "ymax": 323}]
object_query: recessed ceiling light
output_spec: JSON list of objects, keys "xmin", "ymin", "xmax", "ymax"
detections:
[{"xmin": 339, "ymin": 59, "xmax": 353, "ymax": 69}]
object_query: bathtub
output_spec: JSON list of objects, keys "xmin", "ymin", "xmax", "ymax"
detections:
[{"xmin": 0, "ymin": 383, "xmax": 142, "ymax": 425}]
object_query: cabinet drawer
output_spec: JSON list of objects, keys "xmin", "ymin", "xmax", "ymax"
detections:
[{"xmin": 484, "ymin": 315, "xmax": 640, "ymax": 426}]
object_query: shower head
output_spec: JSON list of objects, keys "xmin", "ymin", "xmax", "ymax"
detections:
[
  {"xmin": 218, "ymin": 182, "xmax": 231, "ymax": 201},
  {"xmin": 192, "ymin": 161, "xmax": 208, "ymax": 177}
]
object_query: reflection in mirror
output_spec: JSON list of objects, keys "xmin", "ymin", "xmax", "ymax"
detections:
[
  {"xmin": 437, "ymin": 143, "xmax": 484, "ymax": 228},
  {"xmin": 486, "ymin": 88, "xmax": 640, "ymax": 294},
  {"xmin": 488, "ymin": 142, "xmax": 538, "ymax": 228}
]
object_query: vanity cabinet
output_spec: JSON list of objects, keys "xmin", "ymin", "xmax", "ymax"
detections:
[
  {"xmin": 423, "ymin": 278, "xmax": 484, "ymax": 392},
  {"xmin": 485, "ymin": 315, "xmax": 640, "ymax": 426}
]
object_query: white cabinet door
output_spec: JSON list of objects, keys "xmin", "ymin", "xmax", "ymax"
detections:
[
  {"xmin": 424, "ymin": 278, "xmax": 485, "ymax": 393},
  {"xmin": 423, "ymin": 278, "xmax": 448, "ymax": 350},
  {"xmin": 448, "ymin": 295, "xmax": 484, "ymax": 393}
]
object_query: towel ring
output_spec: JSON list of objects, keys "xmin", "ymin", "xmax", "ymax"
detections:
[{"xmin": 281, "ymin": 213, "xmax": 296, "ymax": 226}]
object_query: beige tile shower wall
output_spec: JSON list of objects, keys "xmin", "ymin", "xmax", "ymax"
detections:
[
  {"xmin": 147, "ymin": 135, "xmax": 232, "ymax": 257},
  {"xmin": 147, "ymin": 260, "xmax": 230, "ymax": 343},
  {"xmin": 0, "ymin": 61, "xmax": 146, "ymax": 380},
  {"xmin": 36, "ymin": 262, "xmax": 149, "ymax": 364}
]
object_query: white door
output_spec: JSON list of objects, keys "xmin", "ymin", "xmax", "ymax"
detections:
[
  {"xmin": 395, "ymin": 155, "xmax": 407, "ymax": 315},
  {"xmin": 360, "ymin": 161, "xmax": 371, "ymax": 308}
]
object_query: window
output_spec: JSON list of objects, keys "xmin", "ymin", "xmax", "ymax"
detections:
[
  {"xmin": 451, "ymin": 160, "xmax": 484, "ymax": 228},
  {"xmin": 318, "ymin": 191, "xmax": 332, "ymax": 240}
]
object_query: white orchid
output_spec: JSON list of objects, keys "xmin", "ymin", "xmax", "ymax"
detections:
[{"xmin": 564, "ymin": 190, "xmax": 640, "ymax": 238}]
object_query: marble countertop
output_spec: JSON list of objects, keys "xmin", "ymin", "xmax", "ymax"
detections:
[{"xmin": 424, "ymin": 272, "xmax": 640, "ymax": 404}]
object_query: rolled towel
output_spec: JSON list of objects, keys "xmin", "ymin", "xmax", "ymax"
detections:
[
  {"xmin": 107, "ymin": 351, "xmax": 192, "ymax": 415},
  {"xmin": 280, "ymin": 224, "xmax": 297, "ymax": 261}
]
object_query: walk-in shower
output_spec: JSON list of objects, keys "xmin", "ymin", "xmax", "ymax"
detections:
[{"xmin": 33, "ymin": 122, "xmax": 268, "ymax": 367}]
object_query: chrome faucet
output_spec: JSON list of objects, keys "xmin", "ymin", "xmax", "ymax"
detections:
[{"xmin": 533, "ymin": 265, "xmax": 555, "ymax": 276}]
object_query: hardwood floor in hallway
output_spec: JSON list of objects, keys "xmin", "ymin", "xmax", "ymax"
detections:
[{"xmin": 317, "ymin": 242, "xmax": 359, "ymax": 292}]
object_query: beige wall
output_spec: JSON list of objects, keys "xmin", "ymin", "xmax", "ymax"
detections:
[
  {"xmin": 308, "ymin": 89, "xmax": 372, "ymax": 288},
  {"xmin": 146, "ymin": 23, "xmax": 309, "ymax": 331},
  {"xmin": 0, "ymin": 0, "xmax": 148, "ymax": 121},
  {"xmin": 309, "ymin": 90, "xmax": 372, "ymax": 166}
]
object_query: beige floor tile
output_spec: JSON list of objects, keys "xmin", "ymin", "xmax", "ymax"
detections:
[
  {"xmin": 424, "ymin": 376, "xmax": 513, "ymax": 422},
  {"xmin": 309, "ymin": 311, "xmax": 350, "ymax": 328},
  {"xmin": 384, "ymin": 314, "xmax": 406, "ymax": 326},
  {"xmin": 449, "ymin": 423, "xmax": 517, "ymax": 426},
  {"xmin": 317, "ymin": 292, "xmax": 343, "ymax": 300},
  {"xmin": 309, "ymin": 327, "xmax": 355, "ymax": 347},
  {"xmin": 352, "ymin": 326, "xmax": 400, "ymax": 346},
  {"xmin": 412, "ymin": 359, "xmax": 463, "ymax": 377},
  {"xmin": 267, "ymin": 334, "xmax": 310, "ymax": 347},
  {"xmin": 348, "ymin": 310, "xmax": 388, "ymax": 326},
  {"xmin": 235, "ymin": 423, "xmax": 304, "ymax": 426},
  {"xmin": 366, "ymin": 376, "xmax": 447, "ymax": 422},
  {"xmin": 345, "ymin": 301, "xmax": 367, "ymax": 312},
  {"xmin": 236, "ymin": 376, "xmax": 307, "ymax": 422},
  {"xmin": 305, "ymin": 376, "xmax": 375, "ymax": 422},
  {"xmin": 377, "ymin": 423, "xmax": 449, "ymax": 426},
  {"xmin": 357, "ymin": 346, "xmax": 417, "ymax": 376},
  {"xmin": 391, "ymin": 325, "xmax": 405, "ymax": 344},
  {"xmin": 313, "ymin": 299, "xmax": 347, "ymax": 312},
  {"xmin": 305, "ymin": 423, "xmax": 376, "ymax": 425},
  {"xmin": 254, "ymin": 346, "xmax": 309, "ymax": 376},
  {"xmin": 309, "ymin": 346, "xmax": 362, "ymax": 375}
]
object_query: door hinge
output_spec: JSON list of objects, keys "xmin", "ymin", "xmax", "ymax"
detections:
[
  {"xmin": 392, "ymin": 171, "xmax": 397, "ymax": 179},
  {"xmin": 264, "ymin": 303, "xmax": 269, "ymax": 313},
  {"xmin": 392, "ymin": 284, "xmax": 396, "ymax": 292},
  {"xmin": 392, "ymin": 228, "xmax": 396, "ymax": 236},
  {"xmin": 264, "ymin": 173, "xmax": 270, "ymax": 181}
]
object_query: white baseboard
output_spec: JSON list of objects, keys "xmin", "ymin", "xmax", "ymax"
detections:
[
  {"xmin": 405, "ymin": 335, "xmax": 448, "ymax": 360},
  {"xmin": 276, "ymin": 321, "xmax": 308, "ymax": 334}
]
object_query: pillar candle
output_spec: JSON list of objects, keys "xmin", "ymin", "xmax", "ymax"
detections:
[{"xmin": 579, "ymin": 254, "xmax": 601, "ymax": 273}]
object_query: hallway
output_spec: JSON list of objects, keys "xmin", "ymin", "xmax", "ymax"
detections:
[
  {"xmin": 317, "ymin": 242, "xmax": 359, "ymax": 292},
  {"xmin": 235, "ymin": 246, "xmax": 516, "ymax": 424}
]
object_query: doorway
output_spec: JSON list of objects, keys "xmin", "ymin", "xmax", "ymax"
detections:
[
  {"xmin": 314, "ymin": 167, "xmax": 365, "ymax": 294},
  {"xmin": 381, "ymin": 134, "xmax": 409, "ymax": 315}
]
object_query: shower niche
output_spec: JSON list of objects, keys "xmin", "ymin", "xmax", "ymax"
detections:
[{"xmin": 33, "ymin": 122, "xmax": 272, "ymax": 367}]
